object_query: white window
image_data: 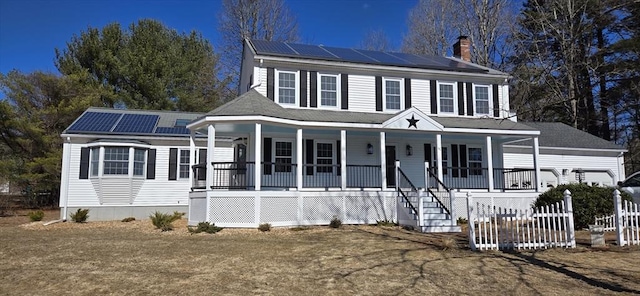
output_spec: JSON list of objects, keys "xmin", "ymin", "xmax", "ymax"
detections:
[
  {"xmin": 474, "ymin": 85, "xmax": 491, "ymax": 115},
  {"xmin": 277, "ymin": 70, "xmax": 297, "ymax": 105},
  {"xmin": 438, "ymin": 82, "xmax": 456, "ymax": 114},
  {"xmin": 179, "ymin": 150, "xmax": 190, "ymax": 178},
  {"xmin": 319, "ymin": 74, "xmax": 339, "ymax": 107},
  {"xmin": 103, "ymin": 147, "xmax": 129, "ymax": 175},
  {"xmin": 133, "ymin": 148, "xmax": 145, "ymax": 176},
  {"xmin": 468, "ymin": 147, "xmax": 483, "ymax": 176},
  {"xmin": 316, "ymin": 142, "xmax": 334, "ymax": 173},
  {"xmin": 274, "ymin": 141, "xmax": 293, "ymax": 173},
  {"xmin": 90, "ymin": 147, "xmax": 100, "ymax": 176},
  {"xmin": 384, "ymin": 78, "xmax": 403, "ymax": 111}
]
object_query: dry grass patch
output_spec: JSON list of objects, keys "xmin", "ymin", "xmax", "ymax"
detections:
[{"xmin": 1, "ymin": 217, "xmax": 639, "ymax": 295}]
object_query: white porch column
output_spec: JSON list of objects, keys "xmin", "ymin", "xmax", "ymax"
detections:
[
  {"xmin": 436, "ymin": 134, "xmax": 443, "ymax": 190},
  {"xmin": 340, "ymin": 130, "xmax": 347, "ymax": 190},
  {"xmin": 296, "ymin": 128, "xmax": 303, "ymax": 190},
  {"xmin": 380, "ymin": 132, "xmax": 387, "ymax": 189},
  {"xmin": 59, "ymin": 139, "xmax": 71, "ymax": 220},
  {"xmin": 533, "ymin": 136, "xmax": 541, "ymax": 192},
  {"xmin": 254, "ymin": 123, "xmax": 262, "ymax": 190},
  {"xmin": 486, "ymin": 136, "xmax": 494, "ymax": 191},
  {"xmin": 206, "ymin": 125, "xmax": 216, "ymax": 189},
  {"xmin": 189, "ymin": 132, "xmax": 196, "ymax": 189}
]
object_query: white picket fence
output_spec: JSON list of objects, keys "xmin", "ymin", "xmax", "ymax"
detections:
[
  {"xmin": 466, "ymin": 190, "xmax": 576, "ymax": 251},
  {"xmin": 597, "ymin": 190, "xmax": 640, "ymax": 246}
]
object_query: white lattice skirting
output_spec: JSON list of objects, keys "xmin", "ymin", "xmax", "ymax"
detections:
[{"xmin": 190, "ymin": 191, "xmax": 398, "ymax": 228}]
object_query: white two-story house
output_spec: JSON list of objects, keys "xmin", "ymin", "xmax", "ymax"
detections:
[{"xmin": 59, "ymin": 37, "xmax": 625, "ymax": 232}]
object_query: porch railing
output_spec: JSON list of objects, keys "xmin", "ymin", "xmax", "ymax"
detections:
[
  {"xmin": 193, "ymin": 162, "xmax": 385, "ymax": 190},
  {"xmin": 426, "ymin": 167, "xmax": 537, "ymax": 191},
  {"xmin": 493, "ymin": 168, "xmax": 536, "ymax": 190},
  {"xmin": 425, "ymin": 165, "xmax": 452, "ymax": 215},
  {"xmin": 397, "ymin": 167, "xmax": 420, "ymax": 219}
]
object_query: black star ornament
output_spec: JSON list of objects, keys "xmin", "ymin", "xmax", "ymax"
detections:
[{"xmin": 406, "ymin": 115, "xmax": 419, "ymax": 129}]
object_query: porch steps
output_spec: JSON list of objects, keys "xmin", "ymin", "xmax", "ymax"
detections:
[{"xmin": 400, "ymin": 193, "xmax": 461, "ymax": 233}]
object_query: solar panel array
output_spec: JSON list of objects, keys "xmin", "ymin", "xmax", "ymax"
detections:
[
  {"xmin": 155, "ymin": 127, "xmax": 190, "ymax": 135},
  {"xmin": 112, "ymin": 114, "xmax": 159, "ymax": 133},
  {"xmin": 251, "ymin": 40, "xmax": 487, "ymax": 73},
  {"xmin": 67, "ymin": 112, "xmax": 122, "ymax": 132}
]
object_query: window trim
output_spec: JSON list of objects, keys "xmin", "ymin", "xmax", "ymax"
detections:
[
  {"xmin": 273, "ymin": 140, "xmax": 294, "ymax": 173},
  {"xmin": 275, "ymin": 69, "xmax": 299, "ymax": 106},
  {"xmin": 437, "ymin": 81, "xmax": 457, "ymax": 115},
  {"xmin": 314, "ymin": 140, "xmax": 335, "ymax": 174},
  {"xmin": 90, "ymin": 147, "xmax": 100, "ymax": 177},
  {"xmin": 383, "ymin": 77, "xmax": 404, "ymax": 112},
  {"xmin": 103, "ymin": 146, "xmax": 130, "ymax": 176},
  {"xmin": 473, "ymin": 84, "xmax": 492, "ymax": 116},
  {"xmin": 317, "ymin": 73, "xmax": 341, "ymax": 109},
  {"xmin": 178, "ymin": 149, "xmax": 190, "ymax": 179},
  {"xmin": 133, "ymin": 148, "xmax": 146, "ymax": 177}
]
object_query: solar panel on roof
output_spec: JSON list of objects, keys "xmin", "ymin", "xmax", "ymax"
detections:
[
  {"xmin": 286, "ymin": 43, "xmax": 337, "ymax": 59},
  {"xmin": 67, "ymin": 112, "xmax": 122, "ymax": 132},
  {"xmin": 112, "ymin": 114, "xmax": 159, "ymax": 133},
  {"xmin": 155, "ymin": 127, "xmax": 190, "ymax": 135},
  {"xmin": 320, "ymin": 46, "xmax": 378, "ymax": 64},
  {"xmin": 388, "ymin": 52, "xmax": 449, "ymax": 69},
  {"xmin": 252, "ymin": 40, "xmax": 297, "ymax": 55},
  {"xmin": 355, "ymin": 50, "xmax": 414, "ymax": 66}
]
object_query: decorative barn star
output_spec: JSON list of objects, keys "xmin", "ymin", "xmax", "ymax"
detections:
[{"xmin": 406, "ymin": 115, "xmax": 419, "ymax": 129}]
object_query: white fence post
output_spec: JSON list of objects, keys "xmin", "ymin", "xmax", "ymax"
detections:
[
  {"xmin": 614, "ymin": 189, "xmax": 625, "ymax": 247},
  {"xmin": 424, "ymin": 162, "xmax": 429, "ymax": 189},
  {"xmin": 450, "ymin": 190, "xmax": 456, "ymax": 225},
  {"xmin": 563, "ymin": 189, "xmax": 576, "ymax": 248},
  {"xmin": 466, "ymin": 191, "xmax": 477, "ymax": 251},
  {"xmin": 418, "ymin": 190, "xmax": 424, "ymax": 228}
]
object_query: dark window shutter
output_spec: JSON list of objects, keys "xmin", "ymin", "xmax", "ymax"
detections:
[
  {"xmin": 267, "ymin": 67, "xmax": 275, "ymax": 101},
  {"xmin": 458, "ymin": 82, "xmax": 465, "ymax": 116},
  {"xmin": 451, "ymin": 144, "xmax": 459, "ymax": 178},
  {"xmin": 79, "ymin": 147, "xmax": 90, "ymax": 179},
  {"xmin": 146, "ymin": 149, "xmax": 156, "ymax": 180},
  {"xmin": 197, "ymin": 149, "xmax": 207, "ymax": 181},
  {"xmin": 341, "ymin": 74, "xmax": 349, "ymax": 110},
  {"xmin": 430, "ymin": 80, "xmax": 438, "ymax": 114},
  {"xmin": 169, "ymin": 148, "xmax": 178, "ymax": 180},
  {"xmin": 305, "ymin": 139, "xmax": 314, "ymax": 175},
  {"xmin": 300, "ymin": 70, "xmax": 307, "ymax": 107},
  {"xmin": 375, "ymin": 76, "xmax": 382, "ymax": 111},
  {"xmin": 263, "ymin": 138, "xmax": 272, "ymax": 175},
  {"xmin": 460, "ymin": 145, "xmax": 468, "ymax": 178},
  {"xmin": 466, "ymin": 82, "xmax": 474, "ymax": 116},
  {"xmin": 493, "ymin": 84, "xmax": 500, "ymax": 117},
  {"xmin": 405, "ymin": 78, "xmax": 412, "ymax": 109},
  {"xmin": 336, "ymin": 140, "xmax": 341, "ymax": 176},
  {"xmin": 310, "ymin": 71, "xmax": 318, "ymax": 107}
]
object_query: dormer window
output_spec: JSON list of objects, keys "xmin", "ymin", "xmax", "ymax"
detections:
[
  {"xmin": 474, "ymin": 85, "xmax": 491, "ymax": 115},
  {"xmin": 438, "ymin": 82, "xmax": 456, "ymax": 114},
  {"xmin": 319, "ymin": 73, "xmax": 340, "ymax": 107},
  {"xmin": 384, "ymin": 78, "xmax": 403, "ymax": 111},
  {"xmin": 276, "ymin": 70, "xmax": 298, "ymax": 105}
]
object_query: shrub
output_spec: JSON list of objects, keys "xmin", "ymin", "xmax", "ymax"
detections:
[
  {"xmin": 376, "ymin": 219, "xmax": 397, "ymax": 227},
  {"xmin": 258, "ymin": 222, "xmax": 272, "ymax": 232},
  {"xmin": 456, "ymin": 217, "xmax": 468, "ymax": 225},
  {"xmin": 150, "ymin": 211, "xmax": 184, "ymax": 231},
  {"xmin": 533, "ymin": 184, "xmax": 632, "ymax": 229},
  {"xmin": 28, "ymin": 210, "xmax": 44, "ymax": 222},
  {"xmin": 329, "ymin": 216, "xmax": 342, "ymax": 228},
  {"xmin": 187, "ymin": 222, "xmax": 222, "ymax": 234},
  {"xmin": 70, "ymin": 209, "xmax": 89, "ymax": 223},
  {"xmin": 121, "ymin": 217, "xmax": 135, "ymax": 222}
]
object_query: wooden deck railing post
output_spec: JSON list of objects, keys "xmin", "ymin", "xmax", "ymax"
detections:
[
  {"xmin": 614, "ymin": 189, "xmax": 625, "ymax": 247},
  {"xmin": 466, "ymin": 191, "xmax": 477, "ymax": 251},
  {"xmin": 563, "ymin": 189, "xmax": 576, "ymax": 248}
]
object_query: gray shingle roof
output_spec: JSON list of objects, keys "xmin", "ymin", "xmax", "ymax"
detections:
[
  {"xmin": 205, "ymin": 89, "xmax": 536, "ymax": 131},
  {"xmin": 509, "ymin": 122, "xmax": 624, "ymax": 150}
]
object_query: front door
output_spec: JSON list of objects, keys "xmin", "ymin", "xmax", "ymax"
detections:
[{"xmin": 385, "ymin": 145, "xmax": 396, "ymax": 187}]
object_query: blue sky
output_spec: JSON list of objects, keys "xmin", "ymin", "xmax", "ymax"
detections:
[{"xmin": 0, "ymin": 0, "xmax": 417, "ymax": 74}]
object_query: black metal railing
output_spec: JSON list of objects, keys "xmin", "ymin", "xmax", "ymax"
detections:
[
  {"xmin": 211, "ymin": 162, "xmax": 255, "ymax": 189},
  {"xmin": 346, "ymin": 164, "xmax": 382, "ymax": 188},
  {"xmin": 191, "ymin": 163, "xmax": 207, "ymax": 190},
  {"xmin": 494, "ymin": 168, "xmax": 536, "ymax": 190},
  {"xmin": 397, "ymin": 167, "xmax": 420, "ymax": 218},
  {"xmin": 425, "ymin": 166, "xmax": 452, "ymax": 215},
  {"xmin": 302, "ymin": 164, "xmax": 341, "ymax": 188},
  {"xmin": 261, "ymin": 162, "xmax": 297, "ymax": 188},
  {"xmin": 427, "ymin": 167, "xmax": 489, "ymax": 189}
]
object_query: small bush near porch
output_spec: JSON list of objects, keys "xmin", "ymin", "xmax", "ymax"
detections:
[{"xmin": 2, "ymin": 213, "xmax": 639, "ymax": 295}]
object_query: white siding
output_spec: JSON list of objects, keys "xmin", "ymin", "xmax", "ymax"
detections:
[
  {"xmin": 65, "ymin": 143, "xmax": 234, "ymax": 208},
  {"xmin": 253, "ymin": 67, "xmax": 267, "ymax": 97},
  {"xmin": 411, "ymin": 79, "xmax": 430, "ymax": 114},
  {"xmin": 348, "ymin": 75, "xmax": 376, "ymax": 112}
]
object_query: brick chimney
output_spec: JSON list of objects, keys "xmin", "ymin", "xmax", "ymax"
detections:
[{"xmin": 453, "ymin": 36, "xmax": 471, "ymax": 62}]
